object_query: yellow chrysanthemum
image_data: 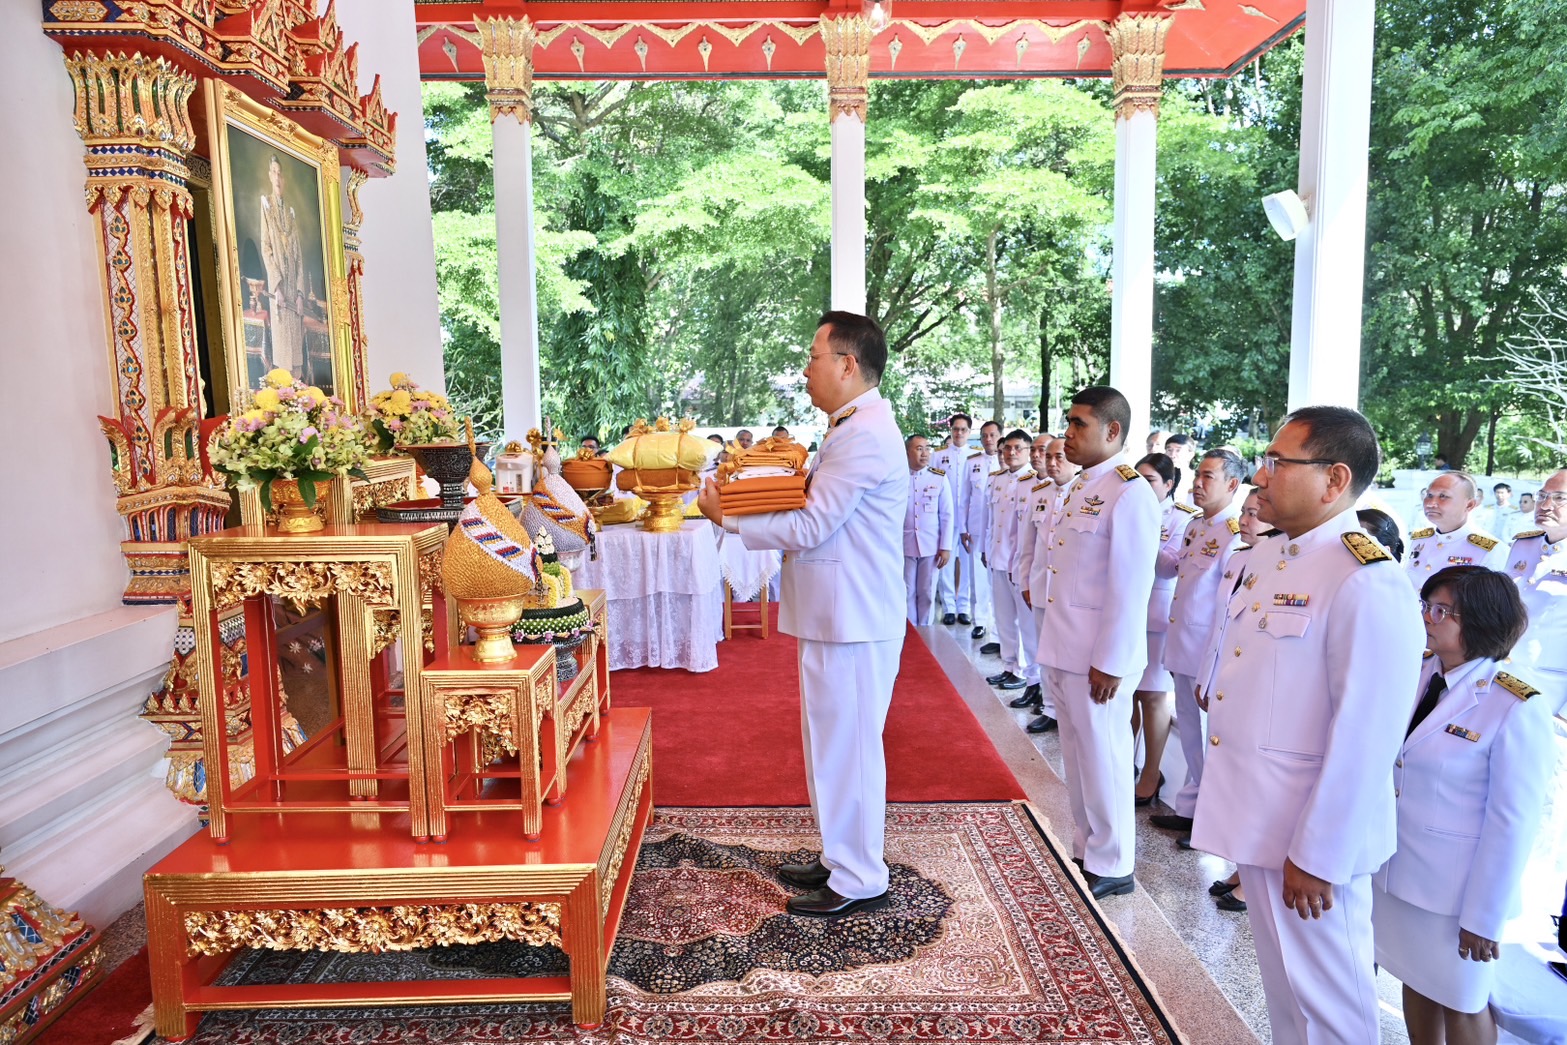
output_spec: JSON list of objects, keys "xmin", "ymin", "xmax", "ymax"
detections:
[
  {"xmin": 241, "ymin": 409, "xmax": 266, "ymax": 423},
  {"xmin": 265, "ymin": 368, "xmax": 294, "ymax": 388},
  {"xmin": 254, "ymin": 387, "xmax": 282, "ymax": 412},
  {"xmin": 387, "ymin": 389, "xmax": 413, "ymax": 413},
  {"xmin": 389, "ymin": 371, "xmax": 409, "ymax": 387},
  {"xmin": 305, "ymin": 386, "xmax": 325, "ymax": 403}
]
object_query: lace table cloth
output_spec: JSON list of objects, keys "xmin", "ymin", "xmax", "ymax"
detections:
[
  {"xmin": 574, "ymin": 520, "xmax": 724, "ymax": 672},
  {"xmin": 717, "ymin": 531, "xmax": 782, "ymax": 602}
]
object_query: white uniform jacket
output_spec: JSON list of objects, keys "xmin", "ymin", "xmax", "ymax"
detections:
[
  {"xmin": 985, "ymin": 469, "xmax": 1033, "ymax": 571},
  {"xmin": 962, "ymin": 451, "xmax": 997, "ymax": 544},
  {"xmin": 1506, "ymin": 530, "xmax": 1567, "ymax": 679},
  {"xmin": 736, "ymin": 387, "xmax": 907, "ymax": 644},
  {"xmin": 1162, "ymin": 503, "xmax": 1244, "ymax": 678},
  {"xmin": 1404, "ymin": 520, "xmax": 1508, "ymax": 587},
  {"xmin": 1033, "ymin": 454, "xmax": 1161, "ymax": 679},
  {"xmin": 1376, "ymin": 656, "xmax": 1554, "ymax": 940},
  {"xmin": 1147, "ymin": 501, "xmax": 1198, "ymax": 633},
  {"xmin": 1013, "ymin": 478, "xmax": 1070, "ymax": 588},
  {"xmin": 1191, "ymin": 510, "xmax": 1427, "ymax": 883},
  {"xmin": 929, "ymin": 443, "xmax": 969, "ymax": 521},
  {"xmin": 904, "ymin": 467, "xmax": 954, "ymax": 558}
]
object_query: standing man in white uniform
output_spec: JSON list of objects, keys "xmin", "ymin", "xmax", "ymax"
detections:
[
  {"xmin": 1506, "ymin": 468, "xmax": 1567, "ymax": 713},
  {"xmin": 1152, "ymin": 448, "xmax": 1246, "ymax": 839},
  {"xmin": 1405, "ymin": 472, "xmax": 1508, "ymax": 586},
  {"xmin": 1034, "ymin": 387, "xmax": 1160, "ymax": 898},
  {"xmin": 698, "ymin": 311, "xmax": 907, "ymax": 918},
  {"xmin": 983, "ymin": 430, "xmax": 1034, "ymax": 691},
  {"xmin": 962, "ymin": 421, "xmax": 1003, "ymax": 644},
  {"xmin": 929, "ymin": 414, "xmax": 972, "ymax": 625},
  {"xmin": 903, "ymin": 434, "xmax": 954, "ymax": 625},
  {"xmin": 1191, "ymin": 406, "xmax": 1425, "ymax": 1045},
  {"xmin": 1016, "ymin": 435, "xmax": 1078, "ymax": 733}
]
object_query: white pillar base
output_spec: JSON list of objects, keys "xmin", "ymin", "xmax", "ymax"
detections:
[
  {"xmin": 494, "ymin": 114, "xmax": 542, "ymax": 437},
  {"xmin": 1109, "ymin": 108, "xmax": 1158, "ymax": 448},
  {"xmin": 830, "ymin": 114, "xmax": 867, "ymax": 315}
]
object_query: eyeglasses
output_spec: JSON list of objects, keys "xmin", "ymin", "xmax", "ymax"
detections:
[
  {"xmin": 1419, "ymin": 600, "xmax": 1461, "ymax": 624},
  {"xmin": 1259, "ymin": 453, "xmax": 1339, "ymax": 476},
  {"xmin": 1538, "ymin": 492, "xmax": 1567, "ymax": 507}
]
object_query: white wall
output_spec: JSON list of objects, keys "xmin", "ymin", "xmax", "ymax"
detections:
[
  {"xmin": 0, "ymin": 0, "xmax": 132, "ymax": 643},
  {"xmin": 334, "ymin": 0, "xmax": 447, "ymax": 394}
]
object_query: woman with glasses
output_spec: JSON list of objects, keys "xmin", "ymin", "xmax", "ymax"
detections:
[
  {"xmin": 1374, "ymin": 565, "xmax": 1554, "ymax": 1045},
  {"xmin": 1130, "ymin": 453, "xmax": 1189, "ymax": 807}
]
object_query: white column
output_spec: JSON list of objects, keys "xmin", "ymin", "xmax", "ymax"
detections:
[
  {"xmin": 1105, "ymin": 15, "xmax": 1169, "ymax": 450},
  {"xmin": 822, "ymin": 14, "xmax": 872, "ymax": 316},
  {"xmin": 1109, "ymin": 109, "xmax": 1157, "ymax": 449},
  {"xmin": 829, "ymin": 115, "xmax": 867, "ymax": 313},
  {"xmin": 1286, "ymin": 0, "xmax": 1376, "ymax": 410},
  {"xmin": 494, "ymin": 116, "xmax": 541, "ymax": 435}
]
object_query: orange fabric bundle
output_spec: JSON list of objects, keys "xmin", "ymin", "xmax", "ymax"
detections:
[
  {"xmin": 722, "ymin": 497, "xmax": 807, "ymax": 516},
  {"xmin": 720, "ymin": 475, "xmax": 807, "ymax": 495},
  {"xmin": 729, "ymin": 436, "xmax": 808, "ymax": 472}
]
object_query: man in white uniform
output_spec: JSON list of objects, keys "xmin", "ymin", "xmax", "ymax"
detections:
[
  {"xmin": 1192, "ymin": 406, "xmax": 1425, "ymax": 1045},
  {"xmin": 698, "ymin": 311, "xmax": 907, "ymax": 918},
  {"xmin": 929, "ymin": 413, "xmax": 972, "ymax": 625},
  {"xmin": 1034, "ymin": 387, "xmax": 1160, "ymax": 898},
  {"xmin": 962, "ymin": 421, "xmax": 1002, "ymax": 643},
  {"xmin": 983, "ymin": 430, "xmax": 1034, "ymax": 691},
  {"xmin": 1405, "ymin": 471, "xmax": 1507, "ymax": 586},
  {"xmin": 903, "ymin": 434, "xmax": 954, "ymax": 625},
  {"xmin": 1505, "ymin": 468, "xmax": 1567, "ymax": 713},
  {"xmin": 1016, "ymin": 435, "xmax": 1078, "ymax": 733},
  {"xmin": 1152, "ymin": 448, "xmax": 1245, "ymax": 838}
]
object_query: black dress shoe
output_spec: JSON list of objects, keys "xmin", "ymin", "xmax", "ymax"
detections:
[
  {"xmin": 972, "ymin": 626, "xmax": 987, "ymax": 640},
  {"xmin": 1008, "ymin": 684, "xmax": 1042, "ymax": 708},
  {"xmin": 1026, "ymin": 714, "xmax": 1057, "ymax": 734},
  {"xmin": 978, "ymin": 641, "xmax": 1000, "ymax": 654},
  {"xmin": 1176, "ymin": 834, "xmax": 1194, "ymax": 851},
  {"xmin": 786, "ymin": 886, "xmax": 890, "ymax": 918},
  {"xmin": 1215, "ymin": 892, "xmax": 1248, "ymax": 912},
  {"xmin": 942, "ymin": 612, "xmax": 957, "ymax": 625},
  {"xmin": 1150, "ymin": 813, "xmax": 1194, "ymax": 832},
  {"xmin": 995, "ymin": 673, "xmax": 1026, "ymax": 690},
  {"xmin": 777, "ymin": 858, "xmax": 831, "ymax": 890},
  {"xmin": 1085, "ymin": 872, "xmax": 1135, "ymax": 899},
  {"xmin": 1210, "ymin": 878, "xmax": 1240, "ymax": 897},
  {"xmin": 957, "ymin": 614, "xmax": 972, "ymax": 625}
]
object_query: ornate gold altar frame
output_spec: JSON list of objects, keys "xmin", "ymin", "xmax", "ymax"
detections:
[{"xmin": 204, "ymin": 81, "xmax": 357, "ymax": 415}]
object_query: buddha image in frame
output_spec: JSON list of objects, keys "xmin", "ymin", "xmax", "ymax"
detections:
[{"xmin": 226, "ymin": 122, "xmax": 334, "ymax": 396}]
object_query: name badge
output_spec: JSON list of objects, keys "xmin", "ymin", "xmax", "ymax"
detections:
[
  {"xmin": 1444, "ymin": 724, "xmax": 1481, "ymax": 742},
  {"xmin": 1201, "ymin": 538, "xmax": 1220, "ymax": 558}
]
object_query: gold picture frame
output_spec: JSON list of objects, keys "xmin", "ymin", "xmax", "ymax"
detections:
[{"xmin": 204, "ymin": 80, "xmax": 356, "ymax": 415}]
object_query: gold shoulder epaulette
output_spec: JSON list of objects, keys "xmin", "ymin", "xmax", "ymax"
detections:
[
  {"xmin": 1494, "ymin": 672, "xmax": 1538, "ymax": 701},
  {"xmin": 1468, "ymin": 533, "xmax": 1499, "ymax": 551},
  {"xmin": 968, "ymin": 452, "xmax": 984, "ymax": 459},
  {"xmin": 1175, "ymin": 502, "xmax": 1200, "ymax": 515},
  {"xmin": 989, "ymin": 468, "xmax": 1005, "ymax": 477},
  {"xmin": 1116, "ymin": 464, "xmax": 1139, "ymax": 481},
  {"xmin": 1514, "ymin": 529, "xmax": 1547, "ymax": 539},
  {"xmin": 1017, "ymin": 470, "xmax": 1034, "ymax": 482},
  {"xmin": 1422, "ymin": 649, "xmax": 1435, "ymax": 660},
  {"xmin": 1342, "ymin": 531, "xmax": 1391, "ymax": 565},
  {"xmin": 1410, "ymin": 527, "xmax": 1436, "ymax": 540},
  {"xmin": 832, "ymin": 406, "xmax": 857, "ymax": 427},
  {"xmin": 929, "ymin": 467, "xmax": 946, "ymax": 477},
  {"xmin": 1227, "ymin": 518, "xmax": 1241, "ymax": 535},
  {"xmin": 1033, "ymin": 481, "xmax": 1051, "ymax": 492}
]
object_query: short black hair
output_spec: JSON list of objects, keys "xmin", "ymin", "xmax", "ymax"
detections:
[
  {"xmin": 737, "ymin": 428, "xmax": 753, "ymax": 437},
  {"xmin": 1494, "ymin": 482, "xmax": 1512, "ymax": 494},
  {"xmin": 1136, "ymin": 452, "xmax": 1179, "ymax": 491},
  {"xmin": 1201, "ymin": 448, "xmax": 1247, "ymax": 483},
  {"xmin": 772, "ymin": 426, "xmax": 789, "ymax": 435},
  {"xmin": 707, "ymin": 433, "xmax": 724, "ymax": 444},
  {"xmin": 1070, "ymin": 386, "xmax": 1132, "ymax": 446},
  {"xmin": 904, "ymin": 433, "xmax": 930, "ymax": 448},
  {"xmin": 979, "ymin": 420, "xmax": 1003, "ymax": 435},
  {"xmin": 1278, "ymin": 405, "xmax": 1381, "ymax": 497},
  {"xmin": 949, "ymin": 412, "xmax": 973, "ymax": 426},
  {"xmin": 581, "ymin": 435, "xmax": 600, "ymax": 446},
  {"xmin": 1164, "ymin": 433, "xmax": 1193, "ymax": 448},
  {"xmin": 1356, "ymin": 508, "xmax": 1405, "ymax": 562},
  {"xmin": 1421, "ymin": 565, "xmax": 1528, "ymax": 661},
  {"xmin": 818, "ymin": 310, "xmax": 888, "ymax": 384},
  {"xmin": 1003, "ymin": 428, "xmax": 1032, "ymax": 446}
]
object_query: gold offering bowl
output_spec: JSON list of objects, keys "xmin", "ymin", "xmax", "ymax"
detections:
[
  {"xmin": 271, "ymin": 478, "xmax": 327, "ymax": 534},
  {"xmin": 455, "ymin": 594, "xmax": 527, "ymax": 662},
  {"xmin": 634, "ymin": 485, "xmax": 694, "ymax": 533}
]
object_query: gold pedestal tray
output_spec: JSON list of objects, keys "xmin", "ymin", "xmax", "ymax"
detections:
[{"xmin": 636, "ymin": 487, "xmax": 691, "ymax": 533}]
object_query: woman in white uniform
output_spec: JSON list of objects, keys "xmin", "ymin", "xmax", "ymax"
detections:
[
  {"xmin": 1132, "ymin": 453, "xmax": 1188, "ymax": 806},
  {"xmin": 1374, "ymin": 565, "xmax": 1554, "ymax": 1045}
]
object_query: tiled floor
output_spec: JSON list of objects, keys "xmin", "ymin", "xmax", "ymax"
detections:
[{"xmin": 918, "ymin": 619, "xmax": 1416, "ymax": 1045}]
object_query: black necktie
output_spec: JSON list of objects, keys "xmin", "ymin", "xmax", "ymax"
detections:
[{"xmin": 1407, "ymin": 672, "xmax": 1447, "ymax": 737}]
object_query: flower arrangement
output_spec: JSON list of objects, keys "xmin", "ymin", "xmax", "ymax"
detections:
[
  {"xmin": 365, "ymin": 372, "xmax": 460, "ymax": 452},
  {"xmin": 209, "ymin": 369, "xmax": 370, "ymax": 510}
]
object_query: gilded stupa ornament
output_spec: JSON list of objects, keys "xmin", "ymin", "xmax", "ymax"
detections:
[{"xmin": 1106, "ymin": 15, "xmax": 1171, "ymax": 121}]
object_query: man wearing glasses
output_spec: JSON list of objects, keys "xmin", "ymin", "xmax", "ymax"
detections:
[
  {"xmin": 698, "ymin": 311, "xmax": 907, "ymax": 919},
  {"xmin": 1505, "ymin": 469, "xmax": 1567, "ymax": 713},
  {"xmin": 1405, "ymin": 472, "xmax": 1508, "ymax": 586},
  {"xmin": 1190, "ymin": 406, "xmax": 1425, "ymax": 1045}
]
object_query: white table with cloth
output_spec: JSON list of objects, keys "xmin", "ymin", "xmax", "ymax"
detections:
[
  {"xmin": 717, "ymin": 530, "xmax": 782, "ymax": 603},
  {"xmin": 572, "ymin": 519, "xmax": 725, "ymax": 672}
]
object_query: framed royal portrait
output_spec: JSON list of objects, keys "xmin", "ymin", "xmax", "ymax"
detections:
[{"xmin": 204, "ymin": 81, "xmax": 356, "ymax": 414}]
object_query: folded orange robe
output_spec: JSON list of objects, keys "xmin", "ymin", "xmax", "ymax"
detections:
[
  {"xmin": 723, "ymin": 499, "xmax": 807, "ymax": 516},
  {"xmin": 721, "ymin": 475, "xmax": 806, "ymax": 494}
]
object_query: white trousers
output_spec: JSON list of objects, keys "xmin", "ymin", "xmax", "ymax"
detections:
[
  {"xmin": 798, "ymin": 635, "xmax": 904, "ymax": 898},
  {"xmin": 1047, "ymin": 666, "xmax": 1135, "ymax": 878},
  {"xmin": 1238, "ymin": 864, "xmax": 1380, "ymax": 1045},
  {"xmin": 1171, "ymin": 672, "xmax": 1206, "ymax": 818},
  {"xmin": 1007, "ymin": 581, "xmax": 1040, "ymax": 685},
  {"xmin": 1028, "ymin": 607, "xmax": 1057, "ymax": 714},
  {"xmin": 903, "ymin": 555, "xmax": 936, "ymax": 625},
  {"xmin": 936, "ymin": 542, "xmax": 973, "ymax": 616},
  {"xmin": 967, "ymin": 540, "xmax": 992, "ymax": 627},
  {"xmin": 989, "ymin": 568, "xmax": 1025, "ymax": 674}
]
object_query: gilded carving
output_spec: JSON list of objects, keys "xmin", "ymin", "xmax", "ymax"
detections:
[
  {"xmin": 208, "ymin": 560, "xmax": 396, "ymax": 609},
  {"xmin": 820, "ymin": 15, "xmax": 872, "ymax": 122},
  {"xmin": 183, "ymin": 902, "xmax": 562, "ymax": 956},
  {"xmin": 49, "ymin": 2, "xmax": 109, "ymax": 21},
  {"xmin": 477, "ymin": 16, "xmax": 536, "ymax": 124},
  {"xmin": 370, "ymin": 608, "xmax": 399, "ymax": 656},
  {"xmin": 560, "ymin": 670, "xmax": 597, "ymax": 743},
  {"xmin": 1106, "ymin": 15, "xmax": 1171, "ymax": 120},
  {"xmin": 600, "ymin": 748, "xmax": 650, "ymax": 915},
  {"xmin": 444, "ymin": 690, "xmax": 520, "ymax": 755}
]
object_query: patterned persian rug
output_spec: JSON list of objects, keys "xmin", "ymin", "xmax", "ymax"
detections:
[{"xmin": 167, "ymin": 803, "xmax": 1182, "ymax": 1044}]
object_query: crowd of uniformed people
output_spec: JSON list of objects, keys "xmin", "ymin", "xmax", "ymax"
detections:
[{"xmin": 901, "ymin": 389, "xmax": 1564, "ymax": 1045}]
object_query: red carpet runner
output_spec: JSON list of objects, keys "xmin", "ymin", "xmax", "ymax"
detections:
[{"xmin": 612, "ymin": 611, "xmax": 1023, "ymax": 806}]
